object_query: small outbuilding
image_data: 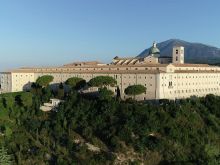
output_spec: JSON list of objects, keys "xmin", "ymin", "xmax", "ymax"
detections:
[{"xmin": 40, "ymin": 98, "xmax": 63, "ymax": 112}]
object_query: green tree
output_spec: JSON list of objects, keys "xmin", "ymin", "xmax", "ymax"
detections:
[
  {"xmin": 124, "ymin": 84, "xmax": 146, "ymax": 99},
  {"xmin": 0, "ymin": 146, "xmax": 12, "ymax": 165},
  {"xmin": 88, "ymin": 76, "xmax": 117, "ymax": 88},
  {"xmin": 99, "ymin": 87, "xmax": 114, "ymax": 100},
  {"xmin": 65, "ymin": 77, "xmax": 86, "ymax": 90},
  {"xmin": 20, "ymin": 92, "xmax": 33, "ymax": 107},
  {"xmin": 36, "ymin": 75, "xmax": 54, "ymax": 87},
  {"xmin": 2, "ymin": 96, "xmax": 14, "ymax": 108},
  {"xmin": 42, "ymin": 86, "xmax": 52, "ymax": 102}
]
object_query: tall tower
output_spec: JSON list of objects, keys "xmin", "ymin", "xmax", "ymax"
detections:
[{"xmin": 172, "ymin": 46, "xmax": 184, "ymax": 64}]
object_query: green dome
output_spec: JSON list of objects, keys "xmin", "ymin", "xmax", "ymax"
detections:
[{"xmin": 149, "ymin": 42, "xmax": 160, "ymax": 57}]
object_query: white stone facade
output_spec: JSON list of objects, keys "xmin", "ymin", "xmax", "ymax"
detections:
[
  {"xmin": 1, "ymin": 63, "xmax": 220, "ymax": 100},
  {"xmin": 1, "ymin": 44, "xmax": 220, "ymax": 100}
]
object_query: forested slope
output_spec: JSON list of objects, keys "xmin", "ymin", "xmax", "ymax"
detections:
[{"xmin": 0, "ymin": 88, "xmax": 220, "ymax": 164}]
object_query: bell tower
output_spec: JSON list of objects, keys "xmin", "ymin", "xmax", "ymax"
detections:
[{"xmin": 172, "ymin": 46, "xmax": 184, "ymax": 64}]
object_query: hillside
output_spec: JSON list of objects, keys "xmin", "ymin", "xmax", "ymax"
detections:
[
  {"xmin": 0, "ymin": 88, "xmax": 220, "ymax": 164},
  {"xmin": 138, "ymin": 39, "xmax": 220, "ymax": 64}
]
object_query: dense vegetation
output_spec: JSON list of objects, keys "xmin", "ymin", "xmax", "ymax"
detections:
[{"xmin": 0, "ymin": 76, "xmax": 220, "ymax": 164}]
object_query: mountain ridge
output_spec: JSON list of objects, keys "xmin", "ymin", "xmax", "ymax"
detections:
[{"xmin": 137, "ymin": 39, "xmax": 220, "ymax": 64}]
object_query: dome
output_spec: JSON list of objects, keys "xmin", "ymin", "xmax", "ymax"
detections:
[{"xmin": 149, "ymin": 42, "xmax": 160, "ymax": 57}]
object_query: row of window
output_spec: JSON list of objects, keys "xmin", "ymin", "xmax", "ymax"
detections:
[
  {"xmin": 34, "ymin": 67, "xmax": 161, "ymax": 72},
  {"xmin": 162, "ymin": 75, "xmax": 220, "ymax": 79},
  {"xmin": 169, "ymin": 88, "xmax": 219, "ymax": 94},
  {"xmin": 164, "ymin": 82, "xmax": 219, "ymax": 87},
  {"xmin": 33, "ymin": 66, "xmax": 220, "ymax": 72},
  {"xmin": 121, "ymin": 83, "xmax": 152, "ymax": 86},
  {"xmin": 12, "ymin": 72, "xmax": 220, "ymax": 80},
  {"xmin": 36, "ymin": 74, "xmax": 155, "ymax": 80},
  {"xmin": 15, "ymin": 75, "xmax": 33, "ymax": 77},
  {"xmin": 116, "ymin": 76, "xmax": 153, "ymax": 79}
]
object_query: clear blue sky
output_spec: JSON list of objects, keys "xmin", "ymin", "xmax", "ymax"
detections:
[{"xmin": 0, "ymin": 0, "xmax": 220, "ymax": 70}]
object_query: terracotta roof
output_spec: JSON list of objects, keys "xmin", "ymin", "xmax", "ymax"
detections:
[
  {"xmin": 3, "ymin": 62, "xmax": 220, "ymax": 74},
  {"xmin": 1, "ymin": 63, "xmax": 169, "ymax": 73},
  {"xmin": 62, "ymin": 63, "xmax": 169, "ymax": 68},
  {"xmin": 172, "ymin": 63, "xmax": 210, "ymax": 67},
  {"xmin": 113, "ymin": 57, "xmax": 137, "ymax": 60},
  {"xmin": 108, "ymin": 63, "xmax": 169, "ymax": 67},
  {"xmin": 113, "ymin": 59, "xmax": 140, "ymax": 65},
  {"xmin": 63, "ymin": 61, "xmax": 103, "ymax": 67}
]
